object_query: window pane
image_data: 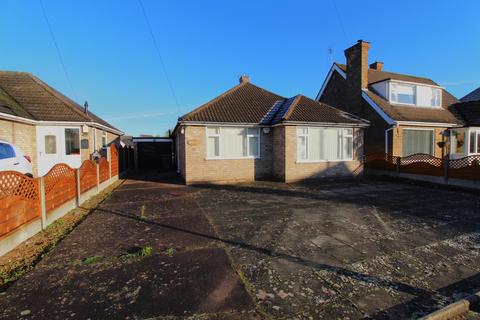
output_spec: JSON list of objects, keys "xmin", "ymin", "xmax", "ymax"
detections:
[
  {"xmin": 431, "ymin": 88, "xmax": 441, "ymax": 107},
  {"xmin": 0, "ymin": 143, "xmax": 15, "ymax": 159},
  {"xmin": 322, "ymin": 128, "xmax": 340, "ymax": 160},
  {"xmin": 403, "ymin": 130, "xmax": 433, "ymax": 156},
  {"xmin": 308, "ymin": 128, "xmax": 321, "ymax": 160},
  {"xmin": 207, "ymin": 136, "xmax": 219, "ymax": 157},
  {"xmin": 470, "ymin": 132, "xmax": 477, "ymax": 154},
  {"xmin": 477, "ymin": 132, "xmax": 480, "ymax": 154},
  {"xmin": 221, "ymin": 127, "xmax": 246, "ymax": 158},
  {"xmin": 65, "ymin": 129, "xmax": 80, "ymax": 155},
  {"xmin": 247, "ymin": 128, "xmax": 258, "ymax": 135},
  {"xmin": 45, "ymin": 135, "xmax": 57, "ymax": 154},
  {"xmin": 102, "ymin": 131, "xmax": 107, "ymax": 147},
  {"xmin": 248, "ymin": 136, "xmax": 259, "ymax": 157},
  {"xmin": 451, "ymin": 130, "xmax": 466, "ymax": 154},
  {"xmin": 391, "ymin": 83, "xmax": 415, "ymax": 104},
  {"xmin": 297, "ymin": 136, "xmax": 307, "ymax": 160}
]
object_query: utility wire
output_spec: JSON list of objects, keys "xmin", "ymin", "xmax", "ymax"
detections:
[
  {"xmin": 138, "ymin": 0, "xmax": 181, "ymax": 113},
  {"xmin": 331, "ymin": 0, "xmax": 350, "ymax": 46},
  {"xmin": 39, "ymin": 0, "xmax": 78, "ymax": 101}
]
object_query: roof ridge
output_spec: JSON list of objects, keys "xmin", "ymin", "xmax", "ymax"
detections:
[
  {"xmin": 27, "ymin": 74, "xmax": 92, "ymax": 122},
  {"xmin": 282, "ymin": 95, "xmax": 302, "ymax": 121},
  {"xmin": 180, "ymin": 81, "xmax": 284, "ymax": 122}
]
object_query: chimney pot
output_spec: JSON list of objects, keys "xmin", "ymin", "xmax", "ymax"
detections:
[
  {"xmin": 239, "ymin": 74, "xmax": 250, "ymax": 84},
  {"xmin": 370, "ymin": 61, "xmax": 384, "ymax": 71}
]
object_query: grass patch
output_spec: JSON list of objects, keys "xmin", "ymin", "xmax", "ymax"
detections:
[
  {"xmin": 121, "ymin": 245, "xmax": 153, "ymax": 260},
  {"xmin": 81, "ymin": 256, "xmax": 101, "ymax": 265},
  {"xmin": 164, "ymin": 247, "xmax": 176, "ymax": 257}
]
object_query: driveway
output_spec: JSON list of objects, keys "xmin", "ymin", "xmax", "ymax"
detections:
[{"xmin": 1, "ymin": 174, "xmax": 480, "ymax": 319}]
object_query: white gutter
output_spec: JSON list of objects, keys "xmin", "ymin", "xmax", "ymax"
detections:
[
  {"xmin": 275, "ymin": 121, "xmax": 369, "ymax": 128},
  {"xmin": 0, "ymin": 112, "xmax": 124, "ymax": 135},
  {"xmin": 179, "ymin": 121, "xmax": 269, "ymax": 127}
]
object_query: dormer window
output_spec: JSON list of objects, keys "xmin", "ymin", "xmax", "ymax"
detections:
[
  {"xmin": 387, "ymin": 81, "xmax": 442, "ymax": 108},
  {"xmin": 390, "ymin": 83, "xmax": 416, "ymax": 105}
]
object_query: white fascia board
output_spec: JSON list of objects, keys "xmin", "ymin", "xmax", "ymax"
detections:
[
  {"xmin": 315, "ymin": 64, "xmax": 347, "ymax": 101},
  {"xmin": 361, "ymin": 90, "xmax": 396, "ymax": 126},
  {"xmin": 0, "ymin": 112, "xmax": 124, "ymax": 135},
  {"xmin": 389, "ymin": 79, "xmax": 444, "ymax": 89},
  {"xmin": 396, "ymin": 121, "xmax": 462, "ymax": 128},
  {"xmin": 180, "ymin": 121, "xmax": 268, "ymax": 127},
  {"xmin": 274, "ymin": 121, "xmax": 369, "ymax": 128}
]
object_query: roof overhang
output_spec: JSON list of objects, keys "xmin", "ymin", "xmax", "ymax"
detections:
[
  {"xmin": 395, "ymin": 121, "xmax": 462, "ymax": 128},
  {"xmin": 274, "ymin": 121, "xmax": 369, "ymax": 128},
  {"xmin": 0, "ymin": 112, "xmax": 124, "ymax": 135}
]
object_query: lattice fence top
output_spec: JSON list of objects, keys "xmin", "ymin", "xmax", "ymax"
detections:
[
  {"xmin": 0, "ymin": 171, "xmax": 38, "ymax": 200},
  {"xmin": 400, "ymin": 153, "xmax": 443, "ymax": 167},
  {"xmin": 44, "ymin": 163, "xmax": 75, "ymax": 194},
  {"xmin": 450, "ymin": 155, "xmax": 480, "ymax": 169},
  {"xmin": 364, "ymin": 153, "xmax": 399, "ymax": 164},
  {"xmin": 80, "ymin": 160, "xmax": 96, "ymax": 173}
]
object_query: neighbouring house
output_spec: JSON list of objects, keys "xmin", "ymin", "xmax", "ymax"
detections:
[
  {"xmin": 317, "ymin": 40, "xmax": 463, "ymax": 159},
  {"xmin": 0, "ymin": 71, "xmax": 123, "ymax": 176},
  {"xmin": 449, "ymin": 90, "xmax": 480, "ymax": 158},
  {"xmin": 173, "ymin": 75, "xmax": 369, "ymax": 184}
]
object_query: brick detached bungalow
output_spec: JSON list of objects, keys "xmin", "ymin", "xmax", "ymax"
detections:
[
  {"xmin": 317, "ymin": 40, "xmax": 463, "ymax": 158},
  {"xmin": 0, "ymin": 71, "xmax": 123, "ymax": 176},
  {"xmin": 173, "ymin": 76, "xmax": 369, "ymax": 184}
]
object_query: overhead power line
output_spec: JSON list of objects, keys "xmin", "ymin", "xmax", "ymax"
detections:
[
  {"xmin": 331, "ymin": 0, "xmax": 350, "ymax": 46},
  {"xmin": 39, "ymin": 0, "xmax": 78, "ymax": 101},
  {"xmin": 138, "ymin": 0, "xmax": 181, "ymax": 113}
]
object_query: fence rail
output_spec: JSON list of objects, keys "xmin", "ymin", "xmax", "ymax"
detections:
[
  {"xmin": 365, "ymin": 152, "xmax": 480, "ymax": 181},
  {"xmin": 0, "ymin": 143, "xmax": 133, "ymax": 256}
]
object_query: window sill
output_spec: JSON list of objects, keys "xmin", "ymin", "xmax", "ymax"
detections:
[
  {"xmin": 206, "ymin": 157, "xmax": 261, "ymax": 160},
  {"xmin": 296, "ymin": 159, "xmax": 354, "ymax": 164},
  {"xmin": 390, "ymin": 102, "xmax": 441, "ymax": 109}
]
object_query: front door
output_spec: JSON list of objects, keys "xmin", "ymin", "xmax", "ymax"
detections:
[{"xmin": 36, "ymin": 126, "xmax": 82, "ymax": 176}]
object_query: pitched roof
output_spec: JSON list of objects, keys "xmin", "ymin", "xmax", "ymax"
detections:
[
  {"xmin": 0, "ymin": 71, "xmax": 121, "ymax": 133},
  {"xmin": 331, "ymin": 64, "xmax": 461, "ymax": 124},
  {"xmin": 336, "ymin": 63, "xmax": 438, "ymax": 86},
  {"xmin": 452, "ymin": 101, "xmax": 480, "ymax": 126},
  {"xmin": 179, "ymin": 82, "xmax": 284, "ymax": 123},
  {"xmin": 179, "ymin": 80, "xmax": 368, "ymax": 127},
  {"xmin": 461, "ymin": 87, "xmax": 480, "ymax": 102},
  {"xmin": 275, "ymin": 95, "xmax": 367, "ymax": 125}
]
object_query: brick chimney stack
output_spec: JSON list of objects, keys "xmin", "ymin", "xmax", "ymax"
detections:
[
  {"xmin": 369, "ymin": 61, "xmax": 384, "ymax": 71},
  {"xmin": 344, "ymin": 40, "xmax": 370, "ymax": 115}
]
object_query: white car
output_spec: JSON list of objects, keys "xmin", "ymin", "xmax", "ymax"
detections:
[{"xmin": 0, "ymin": 140, "xmax": 33, "ymax": 177}]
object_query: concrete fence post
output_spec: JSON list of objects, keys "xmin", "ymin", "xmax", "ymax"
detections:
[
  {"xmin": 96, "ymin": 162, "xmax": 100, "ymax": 194},
  {"xmin": 75, "ymin": 169, "xmax": 81, "ymax": 206},
  {"xmin": 39, "ymin": 177, "xmax": 47, "ymax": 230}
]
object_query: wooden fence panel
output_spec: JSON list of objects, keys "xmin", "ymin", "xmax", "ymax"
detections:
[
  {"xmin": 99, "ymin": 158, "xmax": 109, "ymax": 182},
  {"xmin": 44, "ymin": 164, "xmax": 76, "ymax": 213},
  {"xmin": 399, "ymin": 153, "xmax": 443, "ymax": 177},
  {"xmin": 110, "ymin": 144, "xmax": 118, "ymax": 177},
  {"xmin": 449, "ymin": 155, "xmax": 480, "ymax": 180},
  {"xmin": 80, "ymin": 160, "xmax": 97, "ymax": 193},
  {"xmin": 0, "ymin": 171, "xmax": 40, "ymax": 237},
  {"xmin": 364, "ymin": 153, "xmax": 398, "ymax": 171}
]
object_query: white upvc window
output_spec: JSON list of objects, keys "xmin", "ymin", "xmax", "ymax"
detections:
[
  {"xmin": 402, "ymin": 128, "xmax": 434, "ymax": 156},
  {"xmin": 101, "ymin": 130, "xmax": 107, "ymax": 148},
  {"xmin": 388, "ymin": 81, "xmax": 442, "ymax": 108},
  {"xmin": 206, "ymin": 126, "xmax": 260, "ymax": 159},
  {"xmin": 468, "ymin": 129, "xmax": 480, "ymax": 155},
  {"xmin": 390, "ymin": 82, "xmax": 416, "ymax": 105},
  {"xmin": 296, "ymin": 127, "xmax": 354, "ymax": 162}
]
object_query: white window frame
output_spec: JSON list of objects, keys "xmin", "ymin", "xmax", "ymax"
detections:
[
  {"xmin": 101, "ymin": 130, "xmax": 107, "ymax": 148},
  {"xmin": 64, "ymin": 127, "xmax": 81, "ymax": 156},
  {"xmin": 296, "ymin": 127, "xmax": 354, "ymax": 163},
  {"xmin": 205, "ymin": 126, "xmax": 261, "ymax": 160},
  {"xmin": 467, "ymin": 128, "xmax": 480, "ymax": 155},
  {"xmin": 402, "ymin": 128, "xmax": 435, "ymax": 156},
  {"xmin": 388, "ymin": 81, "xmax": 442, "ymax": 108}
]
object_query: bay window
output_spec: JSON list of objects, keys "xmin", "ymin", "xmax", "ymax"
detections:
[
  {"xmin": 296, "ymin": 127, "xmax": 354, "ymax": 162},
  {"xmin": 468, "ymin": 129, "xmax": 480, "ymax": 154},
  {"xmin": 206, "ymin": 127, "xmax": 260, "ymax": 159}
]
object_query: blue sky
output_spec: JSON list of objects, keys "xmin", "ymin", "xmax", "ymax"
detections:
[{"xmin": 1, "ymin": 1, "xmax": 479, "ymax": 136}]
